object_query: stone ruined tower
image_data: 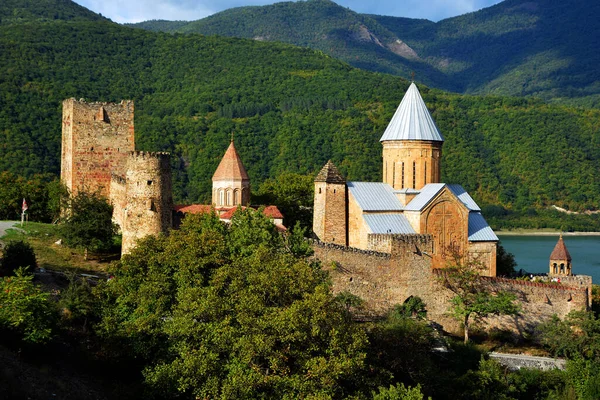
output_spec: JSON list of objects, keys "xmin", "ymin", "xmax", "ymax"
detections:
[
  {"xmin": 549, "ymin": 234, "xmax": 572, "ymax": 276},
  {"xmin": 61, "ymin": 98, "xmax": 135, "ymax": 198},
  {"xmin": 313, "ymin": 160, "xmax": 347, "ymax": 246},
  {"xmin": 212, "ymin": 140, "xmax": 250, "ymax": 207},
  {"xmin": 380, "ymin": 82, "xmax": 444, "ymax": 191},
  {"xmin": 121, "ymin": 151, "xmax": 173, "ymax": 254}
]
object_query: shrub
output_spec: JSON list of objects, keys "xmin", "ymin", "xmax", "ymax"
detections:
[{"xmin": 1, "ymin": 240, "xmax": 36, "ymax": 276}]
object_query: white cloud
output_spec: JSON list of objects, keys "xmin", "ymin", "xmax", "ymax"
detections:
[{"xmin": 73, "ymin": 0, "xmax": 504, "ymax": 23}]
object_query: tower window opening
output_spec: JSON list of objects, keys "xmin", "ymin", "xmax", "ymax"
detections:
[
  {"xmin": 392, "ymin": 163, "xmax": 396, "ymax": 187},
  {"xmin": 424, "ymin": 161, "xmax": 427, "ymax": 183},
  {"xmin": 401, "ymin": 162, "xmax": 405, "ymax": 188},
  {"xmin": 412, "ymin": 161, "xmax": 416, "ymax": 188},
  {"xmin": 147, "ymin": 180, "xmax": 152, "ymax": 185},
  {"xmin": 560, "ymin": 263, "xmax": 565, "ymax": 274},
  {"xmin": 319, "ymin": 188, "xmax": 321, "ymax": 194}
]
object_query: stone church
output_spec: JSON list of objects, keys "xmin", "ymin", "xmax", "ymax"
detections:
[{"xmin": 313, "ymin": 83, "xmax": 498, "ymax": 276}]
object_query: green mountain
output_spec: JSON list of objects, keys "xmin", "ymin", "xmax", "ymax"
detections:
[
  {"xmin": 128, "ymin": 0, "xmax": 600, "ymax": 106},
  {"xmin": 0, "ymin": 0, "xmax": 107, "ymax": 25},
  {"xmin": 2, "ymin": 0, "xmax": 600, "ymax": 216}
]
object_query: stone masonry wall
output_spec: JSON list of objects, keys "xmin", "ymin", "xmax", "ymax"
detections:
[
  {"xmin": 312, "ymin": 236, "xmax": 590, "ymax": 335},
  {"xmin": 121, "ymin": 151, "xmax": 173, "ymax": 254},
  {"xmin": 61, "ymin": 98, "xmax": 135, "ymax": 198}
]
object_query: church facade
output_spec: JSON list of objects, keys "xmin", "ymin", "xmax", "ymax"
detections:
[{"xmin": 313, "ymin": 83, "xmax": 498, "ymax": 276}]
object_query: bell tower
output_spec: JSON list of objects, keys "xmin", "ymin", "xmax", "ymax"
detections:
[
  {"xmin": 549, "ymin": 234, "xmax": 572, "ymax": 276},
  {"xmin": 380, "ymin": 82, "xmax": 444, "ymax": 191},
  {"xmin": 212, "ymin": 140, "xmax": 250, "ymax": 207}
]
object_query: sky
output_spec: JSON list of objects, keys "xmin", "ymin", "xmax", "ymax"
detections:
[{"xmin": 72, "ymin": 0, "xmax": 504, "ymax": 24}]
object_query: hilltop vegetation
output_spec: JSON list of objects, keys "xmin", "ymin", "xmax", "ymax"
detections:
[
  {"xmin": 2, "ymin": 0, "xmax": 600, "ymax": 218},
  {"xmin": 129, "ymin": 0, "xmax": 600, "ymax": 107}
]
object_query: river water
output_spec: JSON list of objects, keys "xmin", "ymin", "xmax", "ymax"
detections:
[{"xmin": 498, "ymin": 235, "xmax": 600, "ymax": 282}]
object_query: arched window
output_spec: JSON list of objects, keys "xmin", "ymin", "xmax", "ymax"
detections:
[
  {"xmin": 553, "ymin": 263, "xmax": 557, "ymax": 274},
  {"xmin": 234, "ymin": 189, "xmax": 239, "ymax": 205},
  {"xmin": 560, "ymin": 263, "xmax": 565, "ymax": 274},
  {"xmin": 227, "ymin": 190, "xmax": 232, "ymax": 206},
  {"xmin": 412, "ymin": 161, "xmax": 416, "ymax": 188},
  {"xmin": 401, "ymin": 162, "xmax": 404, "ymax": 188},
  {"xmin": 219, "ymin": 189, "xmax": 224, "ymax": 206}
]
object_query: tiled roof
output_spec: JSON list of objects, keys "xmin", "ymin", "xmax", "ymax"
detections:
[
  {"xmin": 363, "ymin": 214, "xmax": 416, "ymax": 234},
  {"xmin": 347, "ymin": 182, "xmax": 404, "ymax": 211},
  {"xmin": 468, "ymin": 212, "xmax": 498, "ymax": 242},
  {"xmin": 219, "ymin": 205, "xmax": 284, "ymax": 220},
  {"xmin": 380, "ymin": 82, "xmax": 444, "ymax": 143},
  {"xmin": 550, "ymin": 235, "xmax": 572, "ymax": 261},
  {"xmin": 174, "ymin": 204, "xmax": 214, "ymax": 214},
  {"xmin": 212, "ymin": 141, "xmax": 249, "ymax": 181},
  {"xmin": 315, "ymin": 160, "xmax": 345, "ymax": 183}
]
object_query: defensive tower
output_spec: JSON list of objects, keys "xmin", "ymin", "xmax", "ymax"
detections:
[
  {"xmin": 121, "ymin": 151, "xmax": 173, "ymax": 254},
  {"xmin": 313, "ymin": 160, "xmax": 347, "ymax": 246},
  {"xmin": 380, "ymin": 83, "xmax": 443, "ymax": 191},
  {"xmin": 212, "ymin": 140, "xmax": 250, "ymax": 207},
  {"xmin": 549, "ymin": 234, "xmax": 572, "ymax": 276},
  {"xmin": 61, "ymin": 98, "xmax": 135, "ymax": 198}
]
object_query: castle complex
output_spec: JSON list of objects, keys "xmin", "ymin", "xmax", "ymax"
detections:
[
  {"xmin": 313, "ymin": 83, "xmax": 497, "ymax": 275},
  {"xmin": 60, "ymin": 98, "xmax": 282, "ymax": 254},
  {"xmin": 60, "ymin": 86, "xmax": 591, "ymax": 335}
]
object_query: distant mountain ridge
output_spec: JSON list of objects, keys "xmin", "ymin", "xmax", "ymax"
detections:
[{"xmin": 128, "ymin": 0, "xmax": 600, "ymax": 107}]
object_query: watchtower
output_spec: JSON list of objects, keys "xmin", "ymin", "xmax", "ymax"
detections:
[
  {"xmin": 121, "ymin": 151, "xmax": 173, "ymax": 254},
  {"xmin": 313, "ymin": 160, "xmax": 347, "ymax": 246},
  {"xmin": 60, "ymin": 98, "xmax": 135, "ymax": 198}
]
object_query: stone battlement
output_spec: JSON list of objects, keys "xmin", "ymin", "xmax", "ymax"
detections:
[
  {"xmin": 308, "ymin": 238, "xmax": 391, "ymax": 259},
  {"xmin": 129, "ymin": 151, "xmax": 171, "ymax": 160}
]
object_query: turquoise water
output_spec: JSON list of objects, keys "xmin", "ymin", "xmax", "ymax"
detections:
[{"xmin": 498, "ymin": 235, "xmax": 600, "ymax": 282}]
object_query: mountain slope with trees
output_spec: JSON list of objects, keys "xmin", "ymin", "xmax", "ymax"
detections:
[
  {"xmin": 2, "ymin": 0, "xmax": 600, "ymax": 218},
  {"xmin": 129, "ymin": 0, "xmax": 600, "ymax": 106}
]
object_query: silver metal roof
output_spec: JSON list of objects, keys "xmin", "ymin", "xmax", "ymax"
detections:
[
  {"xmin": 468, "ymin": 212, "xmax": 498, "ymax": 242},
  {"xmin": 347, "ymin": 182, "xmax": 404, "ymax": 211},
  {"xmin": 403, "ymin": 183, "xmax": 445, "ymax": 211},
  {"xmin": 447, "ymin": 184, "xmax": 481, "ymax": 211},
  {"xmin": 363, "ymin": 214, "xmax": 416, "ymax": 234},
  {"xmin": 380, "ymin": 82, "xmax": 444, "ymax": 143}
]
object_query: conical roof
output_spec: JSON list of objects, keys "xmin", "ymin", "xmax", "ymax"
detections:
[
  {"xmin": 315, "ymin": 160, "xmax": 345, "ymax": 183},
  {"xmin": 550, "ymin": 235, "xmax": 572, "ymax": 261},
  {"xmin": 212, "ymin": 141, "xmax": 249, "ymax": 181},
  {"xmin": 380, "ymin": 82, "xmax": 444, "ymax": 142}
]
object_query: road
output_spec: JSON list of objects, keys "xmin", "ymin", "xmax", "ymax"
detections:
[{"xmin": 0, "ymin": 221, "xmax": 21, "ymax": 248}]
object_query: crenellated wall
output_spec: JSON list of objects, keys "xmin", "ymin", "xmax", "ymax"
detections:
[{"xmin": 311, "ymin": 236, "xmax": 590, "ymax": 334}]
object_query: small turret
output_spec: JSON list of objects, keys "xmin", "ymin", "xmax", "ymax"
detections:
[
  {"xmin": 549, "ymin": 234, "xmax": 572, "ymax": 276},
  {"xmin": 313, "ymin": 160, "xmax": 347, "ymax": 246}
]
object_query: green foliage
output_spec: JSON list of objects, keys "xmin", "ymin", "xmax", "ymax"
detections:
[
  {"xmin": 372, "ymin": 383, "xmax": 429, "ymax": 400},
  {"xmin": 0, "ymin": 172, "xmax": 65, "ymax": 222},
  {"xmin": 97, "ymin": 210, "xmax": 368, "ymax": 398},
  {"xmin": 58, "ymin": 274, "xmax": 96, "ymax": 327},
  {"xmin": 2, "ymin": 4, "xmax": 600, "ymax": 224},
  {"xmin": 1, "ymin": 240, "xmax": 37, "ymax": 276},
  {"xmin": 392, "ymin": 296, "xmax": 427, "ymax": 320},
  {"xmin": 0, "ymin": 268, "xmax": 55, "ymax": 343},
  {"xmin": 441, "ymin": 254, "xmax": 521, "ymax": 343},
  {"xmin": 255, "ymin": 172, "xmax": 314, "ymax": 230},
  {"xmin": 61, "ymin": 191, "xmax": 117, "ymax": 252}
]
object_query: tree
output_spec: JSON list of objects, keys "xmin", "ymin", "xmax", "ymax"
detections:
[
  {"xmin": 440, "ymin": 250, "xmax": 520, "ymax": 343},
  {"xmin": 496, "ymin": 242, "xmax": 517, "ymax": 277},
  {"xmin": 61, "ymin": 191, "xmax": 117, "ymax": 253},
  {"xmin": 255, "ymin": 172, "xmax": 314, "ymax": 231},
  {"xmin": 1, "ymin": 240, "xmax": 37, "ymax": 276},
  {"xmin": 0, "ymin": 268, "xmax": 55, "ymax": 343},
  {"xmin": 97, "ymin": 210, "xmax": 368, "ymax": 398}
]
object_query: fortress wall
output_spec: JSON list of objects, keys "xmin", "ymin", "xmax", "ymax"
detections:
[
  {"xmin": 61, "ymin": 98, "xmax": 135, "ymax": 198},
  {"xmin": 312, "ymin": 237, "xmax": 590, "ymax": 335}
]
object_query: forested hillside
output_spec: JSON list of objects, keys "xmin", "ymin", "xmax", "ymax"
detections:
[
  {"xmin": 2, "ymin": 0, "xmax": 600, "ymax": 214},
  {"xmin": 129, "ymin": 0, "xmax": 600, "ymax": 107}
]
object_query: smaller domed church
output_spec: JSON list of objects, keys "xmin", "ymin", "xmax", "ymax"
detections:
[{"xmin": 313, "ymin": 83, "xmax": 498, "ymax": 276}]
